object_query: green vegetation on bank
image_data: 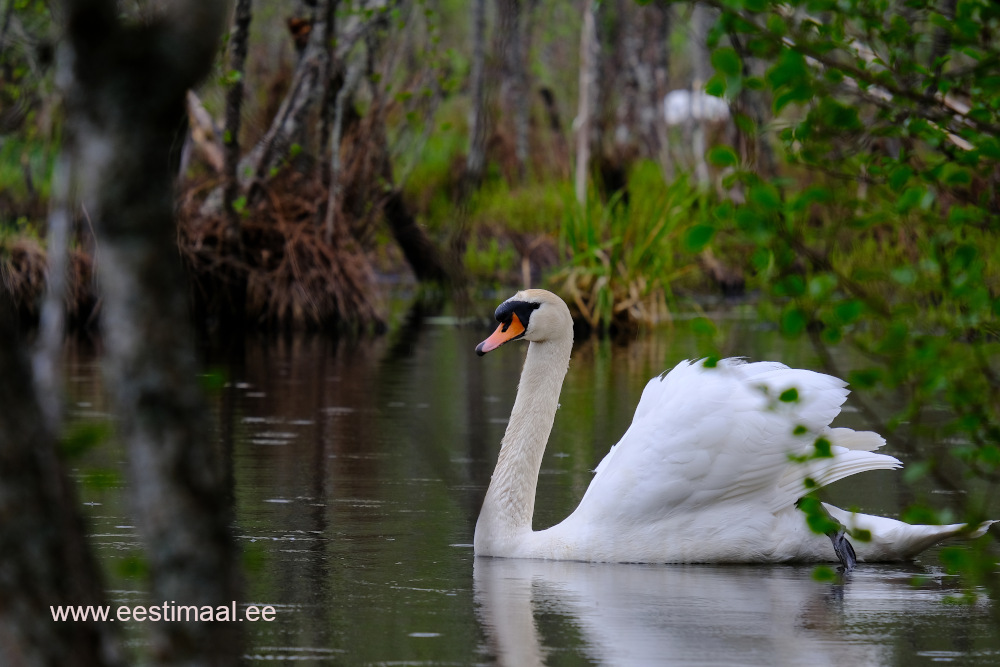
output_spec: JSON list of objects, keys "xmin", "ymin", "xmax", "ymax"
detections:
[{"xmin": 0, "ymin": 0, "xmax": 997, "ymax": 619}]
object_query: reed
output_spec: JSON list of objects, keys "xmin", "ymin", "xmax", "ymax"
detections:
[{"xmin": 552, "ymin": 166, "xmax": 704, "ymax": 333}]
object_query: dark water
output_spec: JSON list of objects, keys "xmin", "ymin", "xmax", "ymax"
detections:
[{"xmin": 69, "ymin": 302, "xmax": 999, "ymax": 665}]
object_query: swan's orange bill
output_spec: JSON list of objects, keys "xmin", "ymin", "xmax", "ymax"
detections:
[{"xmin": 476, "ymin": 314, "xmax": 525, "ymax": 356}]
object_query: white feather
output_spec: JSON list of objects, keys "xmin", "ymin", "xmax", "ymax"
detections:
[{"xmin": 474, "ymin": 290, "xmax": 994, "ymax": 563}]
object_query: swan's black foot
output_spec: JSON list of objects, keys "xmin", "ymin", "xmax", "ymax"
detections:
[{"xmin": 827, "ymin": 528, "xmax": 857, "ymax": 572}]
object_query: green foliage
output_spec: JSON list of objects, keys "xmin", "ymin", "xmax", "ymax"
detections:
[
  {"xmin": 778, "ymin": 387, "xmax": 798, "ymax": 403},
  {"xmin": 552, "ymin": 165, "xmax": 703, "ymax": 331},
  {"xmin": 467, "ymin": 179, "xmax": 571, "ymax": 235},
  {"xmin": 0, "ymin": 137, "xmax": 55, "ymax": 211},
  {"xmin": 692, "ymin": 0, "xmax": 999, "ymax": 591},
  {"xmin": 811, "ymin": 564, "xmax": 839, "ymax": 582},
  {"xmin": 463, "ymin": 235, "xmax": 518, "ymax": 285}
]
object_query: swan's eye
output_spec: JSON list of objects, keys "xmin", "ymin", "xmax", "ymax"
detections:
[{"xmin": 494, "ymin": 300, "xmax": 542, "ymax": 332}]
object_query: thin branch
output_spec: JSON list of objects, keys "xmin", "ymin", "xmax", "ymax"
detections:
[{"xmin": 701, "ymin": 0, "xmax": 1000, "ymax": 140}]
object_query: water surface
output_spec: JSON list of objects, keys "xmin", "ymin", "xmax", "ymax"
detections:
[{"xmin": 71, "ymin": 303, "xmax": 999, "ymax": 664}]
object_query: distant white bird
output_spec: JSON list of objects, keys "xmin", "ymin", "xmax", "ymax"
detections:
[
  {"xmin": 474, "ymin": 289, "xmax": 994, "ymax": 564},
  {"xmin": 663, "ymin": 89, "xmax": 730, "ymax": 126}
]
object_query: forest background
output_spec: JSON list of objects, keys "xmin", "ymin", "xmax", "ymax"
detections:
[{"xmin": 0, "ymin": 0, "xmax": 998, "ymax": 663}]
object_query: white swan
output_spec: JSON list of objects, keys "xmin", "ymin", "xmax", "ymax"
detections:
[{"xmin": 474, "ymin": 289, "xmax": 994, "ymax": 564}]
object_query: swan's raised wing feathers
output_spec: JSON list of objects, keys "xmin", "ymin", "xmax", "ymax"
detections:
[{"xmin": 578, "ymin": 359, "xmax": 899, "ymax": 523}]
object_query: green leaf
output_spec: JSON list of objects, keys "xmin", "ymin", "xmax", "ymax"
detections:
[
  {"xmin": 813, "ymin": 437, "xmax": 833, "ymax": 458},
  {"xmin": 780, "ymin": 307, "xmax": 807, "ymax": 337},
  {"xmin": 939, "ymin": 546, "xmax": 971, "ymax": 575},
  {"xmin": 808, "ymin": 273, "xmax": 837, "ymax": 299},
  {"xmin": 895, "ymin": 187, "xmax": 924, "ymax": 213},
  {"xmin": 684, "ymin": 224, "xmax": 716, "ymax": 252},
  {"xmin": 766, "ymin": 13, "xmax": 787, "ymax": 36},
  {"xmin": 833, "ymin": 299, "xmax": 863, "ymax": 325},
  {"xmin": 707, "ymin": 145, "xmax": 739, "ymax": 167},
  {"xmin": 851, "ymin": 528, "xmax": 872, "ymax": 543},
  {"xmin": 691, "ymin": 317, "xmax": 717, "ymax": 338},
  {"xmin": 776, "ymin": 275, "xmax": 805, "ymax": 297},
  {"xmin": 779, "ymin": 387, "xmax": 799, "ymax": 403},
  {"xmin": 888, "ymin": 165, "xmax": 913, "ymax": 192},
  {"xmin": 903, "ymin": 460, "xmax": 931, "ymax": 484},
  {"xmin": 848, "ymin": 368, "xmax": 881, "ymax": 389},
  {"xmin": 704, "ymin": 74, "xmax": 727, "ymax": 97},
  {"xmin": 749, "ymin": 183, "xmax": 782, "ymax": 210},
  {"xmin": 774, "ymin": 85, "xmax": 815, "ymax": 112},
  {"xmin": 711, "ymin": 47, "xmax": 742, "ymax": 77},
  {"xmin": 806, "ymin": 512, "xmax": 840, "ymax": 535},
  {"xmin": 767, "ymin": 50, "xmax": 808, "ymax": 88}
]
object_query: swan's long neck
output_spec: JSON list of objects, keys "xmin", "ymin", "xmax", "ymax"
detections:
[{"xmin": 476, "ymin": 337, "xmax": 572, "ymax": 555}]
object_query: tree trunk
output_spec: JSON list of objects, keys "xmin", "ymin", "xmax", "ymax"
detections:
[
  {"xmin": 33, "ymin": 151, "xmax": 73, "ymax": 424},
  {"xmin": 241, "ymin": 10, "xmax": 330, "ymax": 201},
  {"xmin": 62, "ymin": 1, "xmax": 242, "ymax": 664},
  {"xmin": 636, "ymin": 2, "xmax": 671, "ymax": 177},
  {"xmin": 512, "ymin": 2, "xmax": 532, "ymax": 178},
  {"xmin": 465, "ymin": 0, "xmax": 489, "ymax": 195},
  {"xmin": 690, "ymin": 3, "xmax": 712, "ymax": 188},
  {"xmin": 495, "ymin": 0, "xmax": 531, "ymax": 181},
  {"xmin": 316, "ymin": 0, "xmax": 340, "ymax": 186},
  {"xmin": 324, "ymin": 61, "xmax": 363, "ymax": 243},
  {"xmin": 222, "ymin": 0, "xmax": 253, "ymax": 236},
  {"xmin": 0, "ymin": 296, "xmax": 125, "ymax": 667},
  {"xmin": 575, "ymin": 0, "xmax": 599, "ymax": 205}
]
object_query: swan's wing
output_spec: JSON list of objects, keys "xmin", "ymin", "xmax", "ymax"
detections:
[
  {"xmin": 576, "ymin": 359, "xmax": 898, "ymax": 522},
  {"xmin": 773, "ymin": 428, "xmax": 900, "ymax": 514}
]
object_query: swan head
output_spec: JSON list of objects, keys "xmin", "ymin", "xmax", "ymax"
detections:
[{"xmin": 476, "ymin": 289, "xmax": 573, "ymax": 356}]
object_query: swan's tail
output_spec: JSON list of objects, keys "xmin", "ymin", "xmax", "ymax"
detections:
[{"xmin": 825, "ymin": 504, "xmax": 997, "ymax": 561}]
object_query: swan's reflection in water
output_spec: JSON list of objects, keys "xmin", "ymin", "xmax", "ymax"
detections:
[{"xmin": 474, "ymin": 557, "xmax": 992, "ymax": 666}]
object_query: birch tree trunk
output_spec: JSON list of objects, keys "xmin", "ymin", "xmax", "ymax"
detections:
[
  {"xmin": 0, "ymin": 296, "xmax": 125, "ymax": 667},
  {"xmin": 62, "ymin": 1, "xmax": 242, "ymax": 664},
  {"xmin": 575, "ymin": 0, "xmax": 599, "ymax": 205},
  {"xmin": 240, "ymin": 6, "xmax": 330, "ymax": 200},
  {"xmin": 610, "ymin": 0, "xmax": 671, "ymax": 178}
]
